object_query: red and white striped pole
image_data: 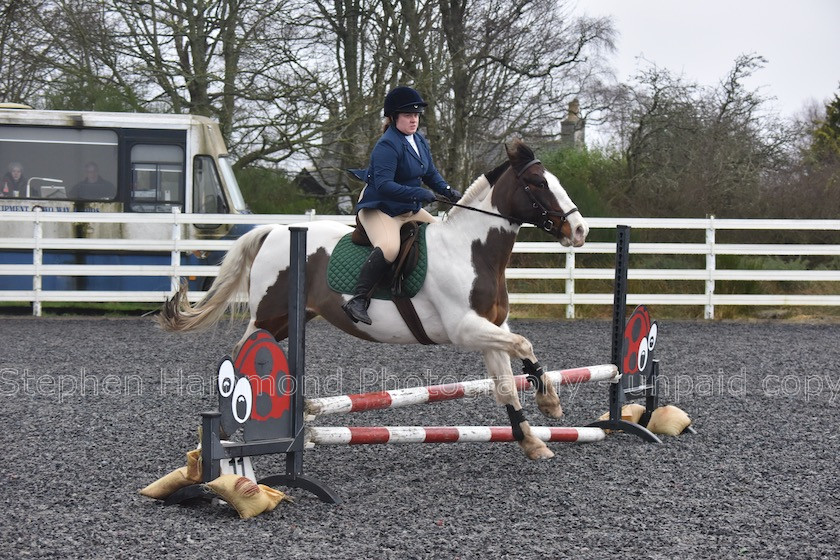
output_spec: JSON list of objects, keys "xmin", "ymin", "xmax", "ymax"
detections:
[
  {"xmin": 304, "ymin": 364, "xmax": 618, "ymax": 419},
  {"xmin": 306, "ymin": 425, "xmax": 606, "ymax": 447}
]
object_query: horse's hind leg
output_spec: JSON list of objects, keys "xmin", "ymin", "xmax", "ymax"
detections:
[
  {"xmin": 234, "ymin": 316, "xmax": 289, "ymax": 355},
  {"xmin": 234, "ymin": 320, "xmax": 261, "ymax": 355},
  {"xmin": 483, "ymin": 350, "xmax": 554, "ymax": 460}
]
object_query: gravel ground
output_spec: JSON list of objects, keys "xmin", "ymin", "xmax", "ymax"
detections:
[{"xmin": 2, "ymin": 314, "xmax": 839, "ymax": 559}]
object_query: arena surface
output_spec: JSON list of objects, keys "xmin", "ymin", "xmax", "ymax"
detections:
[{"xmin": 2, "ymin": 315, "xmax": 839, "ymax": 559}]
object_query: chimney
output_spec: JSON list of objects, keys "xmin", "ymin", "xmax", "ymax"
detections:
[{"xmin": 560, "ymin": 99, "xmax": 585, "ymax": 147}]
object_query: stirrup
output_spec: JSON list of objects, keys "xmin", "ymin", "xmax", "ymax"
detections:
[{"xmin": 342, "ymin": 295, "xmax": 372, "ymax": 325}]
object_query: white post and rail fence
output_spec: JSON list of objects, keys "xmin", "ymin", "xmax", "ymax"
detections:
[{"xmin": 2, "ymin": 209, "xmax": 839, "ymax": 318}]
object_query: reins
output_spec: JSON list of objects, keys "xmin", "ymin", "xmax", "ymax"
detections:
[
  {"xmin": 436, "ymin": 159, "xmax": 579, "ymax": 232},
  {"xmin": 434, "ymin": 195, "xmax": 525, "ymax": 224}
]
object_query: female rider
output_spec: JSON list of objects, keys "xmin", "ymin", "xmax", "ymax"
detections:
[{"xmin": 342, "ymin": 86, "xmax": 461, "ymax": 325}]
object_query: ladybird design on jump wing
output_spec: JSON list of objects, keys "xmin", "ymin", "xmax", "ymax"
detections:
[
  {"xmin": 620, "ymin": 305, "xmax": 658, "ymax": 391},
  {"xmin": 216, "ymin": 330, "xmax": 293, "ymax": 442}
]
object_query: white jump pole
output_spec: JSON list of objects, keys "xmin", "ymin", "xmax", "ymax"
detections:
[
  {"xmin": 304, "ymin": 364, "xmax": 619, "ymax": 419},
  {"xmin": 305, "ymin": 426, "xmax": 606, "ymax": 448}
]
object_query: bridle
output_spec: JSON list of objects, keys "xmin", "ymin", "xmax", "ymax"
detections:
[
  {"xmin": 436, "ymin": 159, "xmax": 579, "ymax": 232},
  {"xmin": 515, "ymin": 158, "xmax": 579, "ymax": 232}
]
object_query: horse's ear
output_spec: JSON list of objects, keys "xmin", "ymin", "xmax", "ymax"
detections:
[
  {"xmin": 504, "ymin": 139, "xmax": 521, "ymax": 159},
  {"xmin": 506, "ymin": 138, "xmax": 534, "ymax": 168}
]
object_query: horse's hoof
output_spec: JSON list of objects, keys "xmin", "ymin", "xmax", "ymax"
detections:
[
  {"xmin": 522, "ymin": 439, "xmax": 554, "ymax": 460},
  {"xmin": 527, "ymin": 446, "xmax": 555, "ymax": 460},
  {"xmin": 538, "ymin": 403, "xmax": 564, "ymax": 419}
]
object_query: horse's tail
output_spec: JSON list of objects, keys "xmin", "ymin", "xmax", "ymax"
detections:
[{"xmin": 156, "ymin": 224, "xmax": 275, "ymax": 332}]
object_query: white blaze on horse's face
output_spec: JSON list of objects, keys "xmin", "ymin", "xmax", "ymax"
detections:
[{"xmin": 544, "ymin": 169, "xmax": 589, "ymax": 247}]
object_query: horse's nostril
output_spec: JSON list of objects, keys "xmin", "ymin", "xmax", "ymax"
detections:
[{"xmin": 576, "ymin": 225, "xmax": 587, "ymax": 239}]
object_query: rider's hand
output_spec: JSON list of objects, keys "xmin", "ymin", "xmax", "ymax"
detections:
[
  {"xmin": 416, "ymin": 189, "xmax": 437, "ymax": 204},
  {"xmin": 442, "ymin": 186, "xmax": 462, "ymax": 203}
]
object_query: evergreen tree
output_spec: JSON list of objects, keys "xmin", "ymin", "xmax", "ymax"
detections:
[{"xmin": 811, "ymin": 88, "xmax": 840, "ymax": 162}]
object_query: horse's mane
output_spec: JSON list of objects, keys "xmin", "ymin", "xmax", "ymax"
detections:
[
  {"xmin": 446, "ymin": 161, "xmax": 510, "ymax": 218},
  {"xmin": 484, "ymin": 160, "xmax": 511, "ymax": 185}
]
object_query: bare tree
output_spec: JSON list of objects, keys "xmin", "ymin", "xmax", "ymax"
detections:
[
  {"xmin": 0, "ymin": 0, "xmax": 54, "ymax": 104},
  {"xmin": 300, "ymin": 0, "xmax": 395, "ymax": 208},
  {"xmin": 109, "ymin": 0, "xmax": 331, "ymax": 168},
  {"xmin": 603, "ymin": 55, "xmax": 791, "ymax": 218},
  {"xmin": 30, "ymin": 0, "xmax": 329, "ymax": 168},
  {"xmin": 296, "ymin": 0, "xmax": 615, "ymax": 204},
  {"xmin": 14, "ymin": 0, "xmax": 616, "ymax": 205},
  {"xmin": 429, "ymin": 0, "xmax": 617, "ymax": 186},
  {"xmin": 28, "ymin": 1, "xmax": 146, "ymax": 111}
]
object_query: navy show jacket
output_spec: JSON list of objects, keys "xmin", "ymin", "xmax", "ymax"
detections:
[{"xmin": 356, "ymin": 125, "xmax": 449, "ymax": 216}]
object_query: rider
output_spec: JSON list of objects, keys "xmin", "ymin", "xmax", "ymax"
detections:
[{"xmin": 342, "ymin": 85, "xmax": 462, "ymax": 325}]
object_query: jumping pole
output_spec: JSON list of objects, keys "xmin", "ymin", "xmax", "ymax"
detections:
[
  {"xmin": 304, "ymin": 364, "xmax": 619, "ymax": 419},
  {"xmin": 306, "ymin": 426, "xmax": 607, "ymax": 446}
]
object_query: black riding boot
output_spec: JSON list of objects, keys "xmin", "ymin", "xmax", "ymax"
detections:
[{"xmin": 342, "ymin": 247, "xmax": 390, "ymax": 325}]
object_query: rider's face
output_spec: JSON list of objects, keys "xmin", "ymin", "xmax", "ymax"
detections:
[{"xmin": 395, "ymin": 112, "xmax": 420, "ymax": 135}]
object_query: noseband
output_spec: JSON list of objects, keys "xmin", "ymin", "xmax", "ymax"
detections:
[{"xmin": 515, "ymin": 159, "xmax": 579, "ymax": 232}]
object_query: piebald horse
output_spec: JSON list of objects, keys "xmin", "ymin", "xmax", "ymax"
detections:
[{"xmin": 159, "ymin": 140, "xmax": 589, "ymax": 460}]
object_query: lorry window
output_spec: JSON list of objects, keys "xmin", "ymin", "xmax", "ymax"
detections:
[
  {"xmin": 129, "ymin": 144, "xmax": 184, "ymax": 212},
  {"xmin": 0, "ymin": 126, "xmax": 118, "ymax": 200},
  {"xmin": 217, "ymin": 156, "xmax": 248, "ymax": 212},
  {"xmin": 193, "ymin": 155, "xmax": 228, "ymax": 214}
]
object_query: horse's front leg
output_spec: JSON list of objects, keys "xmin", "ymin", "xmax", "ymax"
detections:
[
  {"xmin": 482, "ymin": 349, "xmax": 553, "ymax": 460},
  {"xmin": 451, "ymin": 314, "xmax": 562, "ymax": 419},
  {"xmin": 523, "ymin": 358, "xmax": 563, "ymax": 419}
]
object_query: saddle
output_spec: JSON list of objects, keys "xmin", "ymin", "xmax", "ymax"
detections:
[
  {"xmin": 351, "ymin": 215, "xmax": 422, "ymax": 297},
  {"xmin": 327, "ymin": 218, "xmax": 434, "ymax": 344}
]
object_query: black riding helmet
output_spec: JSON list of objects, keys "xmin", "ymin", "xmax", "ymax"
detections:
[{"xmin": 383, "ymin": 86, "xmax": 427, "ymax": 117}]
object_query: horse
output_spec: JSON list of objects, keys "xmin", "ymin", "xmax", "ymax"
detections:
[{"xmin": 158, "ymin": 139, "xmax": 589, "ymax": 460}]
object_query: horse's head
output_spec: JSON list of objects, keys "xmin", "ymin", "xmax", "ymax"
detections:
[{"xmin": 491, "ymin": 140, "xmax": 589, "ymax": 247}]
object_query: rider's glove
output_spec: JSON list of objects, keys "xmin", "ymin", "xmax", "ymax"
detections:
[
  {"xmin": 442, "ymin": 186, "xmax": 462, "ymax": 203},
  {"xmin": 416, "ymin": 188, "xmax": 437, "ymax": 204}
]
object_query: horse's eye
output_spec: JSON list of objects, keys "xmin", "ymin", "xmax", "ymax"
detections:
[{"xmin": 526, "ymin": 177, "xmax": 548, "ymax": 189}]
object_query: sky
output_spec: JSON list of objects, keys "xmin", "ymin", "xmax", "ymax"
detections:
[{"xmin": 573, "ymin": 0, "xmax": 840, "ymax": 141}]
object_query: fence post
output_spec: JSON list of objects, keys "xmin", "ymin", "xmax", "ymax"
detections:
[
  {"xmin": 705, "ymin": 215, "xmax": 715, "ymax": 319},
  {"xmin": 32, "ymin": 208, "xmax": 42, "ymax": 317},
  {"xmin": 170, "ymin": 207, "xmax": 181, "ymax": 293},
  {"xmin": 565, "ymin": 249, "xmax": 575, "ymax": 319}
]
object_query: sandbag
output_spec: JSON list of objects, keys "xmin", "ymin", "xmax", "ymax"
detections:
[
  {"xmin": 185, "ymin": 448, "xmax": 201, "ymax": 481},
  {"xmin": 139, "ymin": 467, "xmax": 194, "ymax": 500},
  {"xmin": 646, "ymin": 405, "xmax": 692, "ymax": 436},
  {"xmin": 597, "ymin": 403, "xmax": 646, "ymax": 424},
  {"xmin": 139, "ymin": 448, "xmax": 202, "ymax": 500},
  {"xmin": 205, "ymin": 474, "xmax": 290, "ymax": 519}
]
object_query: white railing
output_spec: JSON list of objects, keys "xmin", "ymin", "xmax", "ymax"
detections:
[{"xmin": 2, "ymin": 210, "xmax": 839, "ymax": 317}]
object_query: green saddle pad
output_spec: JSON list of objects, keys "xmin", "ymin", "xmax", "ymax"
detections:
[{"xmin": 327, "ymin": 224, "xmax": 428, "ymax": 300}]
